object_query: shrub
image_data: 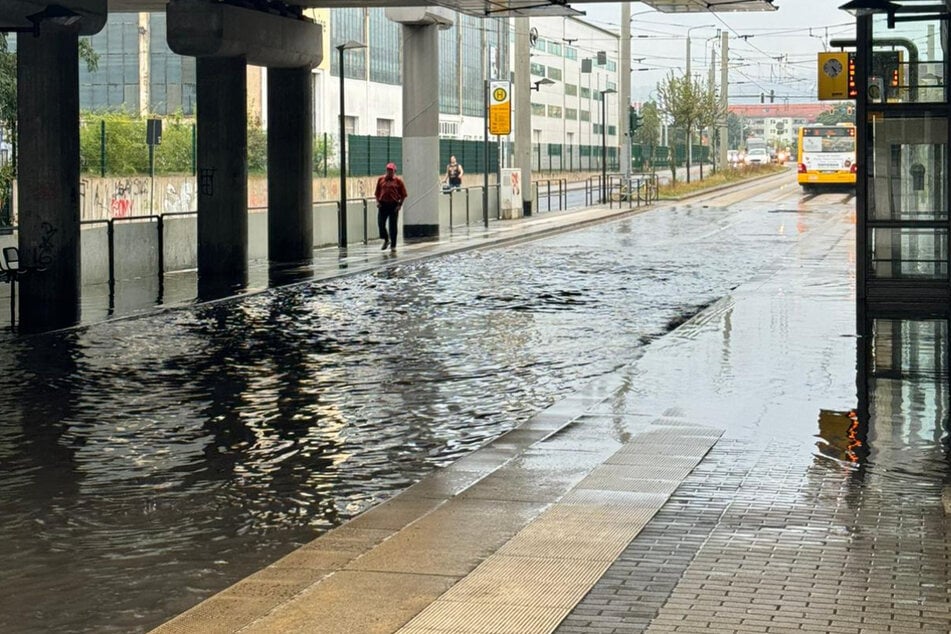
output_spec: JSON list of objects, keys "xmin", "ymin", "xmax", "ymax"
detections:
[{"xmin": 79, "ymin": 111, "xmax": 268, "ymax": 176}]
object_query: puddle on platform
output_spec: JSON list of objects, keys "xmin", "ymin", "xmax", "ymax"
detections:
[
  {"xmin": 0, "ymin": 202, "xmax": 871, "ymax": 633},
  {"xmin": 813, "ymin": 317, "xmax": 951, "ymax": 493}
]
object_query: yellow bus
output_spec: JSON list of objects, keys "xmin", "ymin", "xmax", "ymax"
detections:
[{"xmin": 797, "ymin": 123, "xmax": 856, "ymax": 191}]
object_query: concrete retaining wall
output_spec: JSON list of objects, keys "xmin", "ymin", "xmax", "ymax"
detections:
[{"xmin": 0, "ymin": 177, "xmax": 525, "ymax": 302}]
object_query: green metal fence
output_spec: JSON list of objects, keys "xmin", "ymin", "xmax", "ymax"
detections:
[{"xmin": 344, "ymin": 136, "xmax": 501, "ymax": 178}]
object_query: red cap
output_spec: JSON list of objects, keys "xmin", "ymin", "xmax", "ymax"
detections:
[{"xmin": 386, "ymin": 162, "xmax": 397, "ymax": 170}]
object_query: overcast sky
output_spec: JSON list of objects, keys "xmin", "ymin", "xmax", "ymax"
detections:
[{"xmin": 577, "ymin": 1, "xmax": 856, "ymax": 103}]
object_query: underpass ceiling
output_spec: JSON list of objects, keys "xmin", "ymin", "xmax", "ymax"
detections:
[
  {"xmin": 1, "ymin": 0, "xmax": 776, "ymax": 31},
  {"xmin": 102, "ymin": 0, "xmax": 777, "ymax": 16}
]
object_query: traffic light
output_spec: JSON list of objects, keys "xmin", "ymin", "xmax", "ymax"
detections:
[
  {"xmin": 760, "ymin": 93, "xmax": 765, "ymax": 103},
  {"xmin": 629, "ymin": 107, "xmax": 642, "ymax": 134},
  {"xmin": 769, "ymin": 90, "xmax": 775, "ymax": 103}
]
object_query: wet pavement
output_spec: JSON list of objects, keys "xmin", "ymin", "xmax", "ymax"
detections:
[
  {"xmin": 6, "ymin": 172, "xmax": 951, "ymax": 633},
  {"xmin": 154, "ymin": 171, "xmax": 951, "ymax": 634}
]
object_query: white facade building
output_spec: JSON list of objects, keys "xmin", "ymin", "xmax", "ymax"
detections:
[{"xmin": 253, "ymin": 12, "xmax": 620, "ymax": 167}]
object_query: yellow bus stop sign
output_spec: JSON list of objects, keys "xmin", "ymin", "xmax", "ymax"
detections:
[{"xmin": 489, "ymin": 80, "xmax": 511, "ymax": 136}]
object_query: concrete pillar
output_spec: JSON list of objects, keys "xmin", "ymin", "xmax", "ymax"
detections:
[
  {"xmin": 514, "ymin": 19, "xmax": 532, "ymax": 216},
  {"xmin": 267, "ymin": 67, "xmax": 313, "ymax": 262},
  {"xmin": 196, "ymin": 56, "xmax": 248, "ymax": 290},
  {"xmin": 138, "ymin": 13, "xmax": 150, "ymax": 116},
  {"xmin": 400, "ymin": 22, "xmax": 441, "ymax": 240},
  {"xmin": 16, "ymin": 28, "xmax": 81, "ymax": 332}
]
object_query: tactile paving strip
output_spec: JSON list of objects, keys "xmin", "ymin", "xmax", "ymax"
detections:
[{"xmin": 395, "ymin": 422, "xmax": 722, "ymax": 634}]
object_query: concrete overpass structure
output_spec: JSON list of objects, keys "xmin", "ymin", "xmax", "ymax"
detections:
[{"xmin": 0, "ymin": 0, "xmax": 776, "ymax": 331}]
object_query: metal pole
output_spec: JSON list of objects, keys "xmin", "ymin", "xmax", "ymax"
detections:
[
  {"xmin": 483, "ymin": 78, "xmax": 489, "ymax": 229},
  {"xmin": 99, "ymin": 119, "xmax": 106, "ymax": 177},
  {"xmin": 719, "ymin": 32, "xmax": 729, "ymax": 172},
  {"xmin": 149, "ymin": 143, "xmax": 155, "ymax": 215},
  {"xmin": 601, "ymin": 95, "xmax": 607, "ymax": 203},
  {"xmin": 338, "ymin": 45, "xmax": 348, "ymax": 248},
  {"xmin": 620, "ymin": 3, "xmax": 631, "ymax": 180}
]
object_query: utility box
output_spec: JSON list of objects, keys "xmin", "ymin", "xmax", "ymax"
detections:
[{"xmin": 500, "ymin": 169, "xmax": 521, "ymax": 219}]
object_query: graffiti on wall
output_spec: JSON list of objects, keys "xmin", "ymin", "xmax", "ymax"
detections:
[
  {"xmin": 163, "ymin": 181, "xmax": 194, "ymax": 214},
  {"xmin": 76, "ymin": 175, "xmax": 380, "ymax": 221},
  {"xmin": 81, "ymin": 177, "xmax": 151, "ymax": 220}
]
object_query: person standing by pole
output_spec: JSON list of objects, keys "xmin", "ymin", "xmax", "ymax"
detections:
[
  {"xmin": 445, "ymin": 155, "xmax": 464, "ymax": 189},
  {"xmin": 374, "ymin": 162, "xmax": 408, "ymax": 253}
]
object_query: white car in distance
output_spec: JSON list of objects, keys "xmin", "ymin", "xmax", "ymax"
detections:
[{"xmin": 745, "ymin": 147, "xmax": 770, "ymax": 165}]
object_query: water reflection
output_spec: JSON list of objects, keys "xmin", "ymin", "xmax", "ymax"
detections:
[
  {"xmin": 855, "ymin": 314, "xmax": 951, "ymax": 482},
  {"xmin": 815, "ymin": 409, "xmax": 865, "ymax": 465},
  {"xmin": 0, "ymin": 203, "xmax": 823, "ymax": 633},
  {"xmin": 815, "ymin": 313, "xmax": 951, "ymax": 479}
]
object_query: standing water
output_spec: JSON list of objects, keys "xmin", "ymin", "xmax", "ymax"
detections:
[{"xmin": 0, "ymin": 199, "xmax": 833, "ymax": 632}]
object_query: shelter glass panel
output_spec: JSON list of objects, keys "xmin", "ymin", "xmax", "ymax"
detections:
[
  {"xmin": 870, "ymin": 227, "xmax": 948, "ymax": 279},
  {"xmin": 868, "ymin": 115, "xmax": 948, "ymax": 221},
  {"xmin": 871, "ymin": 14, "xmax": 948, "ymax": 105}
]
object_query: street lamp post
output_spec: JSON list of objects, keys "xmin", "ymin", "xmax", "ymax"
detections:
[
  {"xmin": 532, "ymin": 77, "xmax": 555, "ymax": 92},
  {"xmin": 685, "ymin": 24, "xmax": 714, "ymax": 79},
  {"xmin": 337, "ymin": 40, "xmax": 366, "ymax": 248},
  {"xmin": 685, "ymin": 25, "xmax": 713, "ymax": 181},
  {"xmin": 600, "ymin": 88, "xmax": 616, "ymax": 204}
]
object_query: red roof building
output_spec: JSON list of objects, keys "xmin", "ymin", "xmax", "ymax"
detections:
[
  {"xmin": 729, "ymin": 103, "xmax": 833, "ymax": 121},
  {"xmin": 728, "ymin": 103, "xmax": 839, "ymax": 149}
]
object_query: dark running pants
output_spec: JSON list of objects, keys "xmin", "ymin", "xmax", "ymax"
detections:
[{"xmin": 378, "ymin": 203, "xmax": 400, "ymax": 245}]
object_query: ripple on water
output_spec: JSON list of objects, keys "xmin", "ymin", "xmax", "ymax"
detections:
[{"xmin": 0, "ymin": 205, "xmax": 827, "ymax": 633}]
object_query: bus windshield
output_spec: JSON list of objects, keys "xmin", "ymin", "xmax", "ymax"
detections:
[{"xmin": 801, "ymin": 127, "xmax": 855, "ymax": 154}]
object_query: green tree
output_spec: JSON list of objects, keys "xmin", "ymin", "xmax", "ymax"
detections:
[
  {"xmin": 635, "ymin": 100, "xmax": 661, "ymax": 172},
  {"xmin": 695, "ymin": 84, "xmax": 726, "ymax": 174},
  {"xmin": 656, "ymin": 72, "xmax": 707, "ymax": 183},
  {"xmin": 0, "ymin": 33, "xmax": 99, "ymax": 175},
  {"xmin": 313, "ymin": 134, "xmax": 334, "ymax": 175},
  {"xmin": 0, "ymin": 35, "xmax": 18, "ymax": 174},
  {"xmin": 727, "ymin": 112, "xmax": 746, "ymax": 150},
  {"xmin": 247, "ymin": 124, "xmax": 267, "ymax": 173}
]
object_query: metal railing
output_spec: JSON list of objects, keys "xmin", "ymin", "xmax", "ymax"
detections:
[
  {"xmin": 607, "ymin": 174, "xmax": 659, "ymax": 209},
  {"xmin": 2, "ymin": 177, "xmax": 585, "ymax": 292},
  {"xmin": 585, "ymin": 173, "xmax": 659, "ymax": 209}
]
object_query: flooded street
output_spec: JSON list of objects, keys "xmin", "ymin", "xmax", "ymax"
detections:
[{"xmin": 0, "ymin": 182, "xmax": 862, "ymax": 633}]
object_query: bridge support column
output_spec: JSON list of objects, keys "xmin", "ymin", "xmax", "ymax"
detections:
[
  {"xmin": 267, "ymin": 67, "xmax": 313, "ymax": 263},
  {"xmin": 400, "ymin": 23, "xmax": 440, "ymax": 239},
  {"xmin": 196, "ymin": 56, "xmax": 248, "ymax": 293},
  {"xmin": 168, "ymin": 0, "xmax": 322, "ymax": 293},
  {"xmin": 387, "ymin": 8, "xmax": 453, "ymax": 241},
  {"xmin": 16, "ymin": 28, "xmax": 81, "ymax": 332}
]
